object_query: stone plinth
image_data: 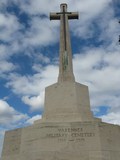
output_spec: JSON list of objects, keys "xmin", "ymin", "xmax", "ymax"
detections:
[
  {"xmin": 42, "ymin": 82, "xmax": 94, "ymax": 122},
  {"xmin": 1, "ymin": 121, "xmax": 120, "ymax": 160},
  {"xmin": 1, "ymin": 82, "xmax": 120, "ymax": 160}
]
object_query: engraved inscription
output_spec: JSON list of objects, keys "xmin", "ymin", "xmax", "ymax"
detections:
[
  {"xmin": 71, "ymin": 132, "xmax": 95, "ymax": 137},
  {"xmin": 58, "ymin": 128, "xmax": 83, "ymax": 132},
  {"xmin": 46, "ymin": 133, "xmax": 67, "ymax": 138},
  {"xmin": 45, "ymin": 127, "xmax": 95, "ymax": 142}
]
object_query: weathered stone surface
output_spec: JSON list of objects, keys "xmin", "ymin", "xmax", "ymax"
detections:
[
  {"xmin": 42, "ymin": 82, "xmax": 94, "ymax": 122},
  {"xmin": 1, "ymin": 128, "xmax": 22, "ymax": 160},
  {"xmin": 1, "ymin": 121, "xmax": 120, "ymax": 160}
]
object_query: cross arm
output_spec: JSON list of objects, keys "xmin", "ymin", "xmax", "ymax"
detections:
[
  {"xmin": 68, "ymin": 12, "xmax": 79, "ymax": 20},
  {"xmin": 50, "ymin": 13, "xmax": 60, "ymax": 20}
]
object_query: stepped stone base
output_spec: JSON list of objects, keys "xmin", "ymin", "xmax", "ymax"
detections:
[
  {"xmin": 1, "ymin": 121, "xmax": 120, "ymax": 160},
  {"xmin": 1, "ymin": 82, "xmax": 120, "ymax": 160}
]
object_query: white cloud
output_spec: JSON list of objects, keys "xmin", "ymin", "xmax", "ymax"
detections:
[
  {"xmin": 22, "ymin": 93, "xmax": 44, "ymax": 111},
  {"xmin": 12, "ymin": 0, "xmax": 114, "ymax": 42},
  {"xmin": 0, "ymin": 61, "xmax": 16, "ymax": 74},
  {"xmin": 101, "ymin": 112, "xmax": 120, "ymax": 125},
  {"xmin": 19, "ymin": 0, "xmax": 111, "ymax": 17},
  {"xmin": 20, "ymin": 0, "xmax": 69, "ymax": 15},
  {"xmin": 0, "ymin": 12, "xmax": 25, "ymax": 76},
  {"xmin": 6, "ymin": 64, "xmax": 58, "ymax": 95},
  {"xmin": 0, "ymin": 100, "xmax": 28, "ymax": 127},
  {"xmin": 6, "ymin": 74, "xmax": 39, "ymax": 95},
  {"xmin": 26, "ymin": 115, "xmax": 42, "ymax": 124},
  {"xmin": 34, "ymin": 54, "xmax": 50, "ymax": 64},
  {"xmin": 71, "ymin": 1, "xmax": 116, "ymax": 40},
  {"xmin": 0, "ymin": 13, "xmax": 23, "ymax": 42},
  {"xmin": 6, "ymin": 64, "xmax": 58, "ymax": 110},
  {"xmin": 0, "ymin": 45, "xmax": 9, "ymax": 60},
  {"xmin": 73, "ymin": 47, "xmax": 120, "ymax": 93},
  {"xmin": 23, "ymin": 17, "xmax": 59, "ymax": 47}
]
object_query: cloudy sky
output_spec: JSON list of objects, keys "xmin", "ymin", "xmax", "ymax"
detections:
[{"xmin": 0, "ymin": 0, "xmax": 120, "ymax": 157}]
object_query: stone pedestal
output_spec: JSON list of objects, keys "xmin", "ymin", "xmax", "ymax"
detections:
[
  {"xmin": 1, "ymin": 121, "xmax": 120, "ymax": 160},
  {"xmin": 42, "ymin": 82, "xmax": 94, "ymax": 122},
  {"xmin": 1, "ymin": 83, "xmax": 120, "ymax": 160}
]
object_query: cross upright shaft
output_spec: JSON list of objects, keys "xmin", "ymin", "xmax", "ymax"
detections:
[{"xmin": 50, "ymin": 4, "xmax": 79, "ymax": 82}]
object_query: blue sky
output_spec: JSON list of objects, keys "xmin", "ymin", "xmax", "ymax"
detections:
[{"xmin": 0, "ymin": 0, "xmax": 120, "ymax": 156}]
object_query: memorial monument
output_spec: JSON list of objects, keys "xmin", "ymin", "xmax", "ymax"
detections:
[{"xmin": 1, "ymin": 3, "xmax": 120, "ymax": 160}]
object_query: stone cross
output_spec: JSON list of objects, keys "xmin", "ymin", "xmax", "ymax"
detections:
[{"xmin": 50, "ymin": 4, "xmax": 79, "ymax": 82}]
